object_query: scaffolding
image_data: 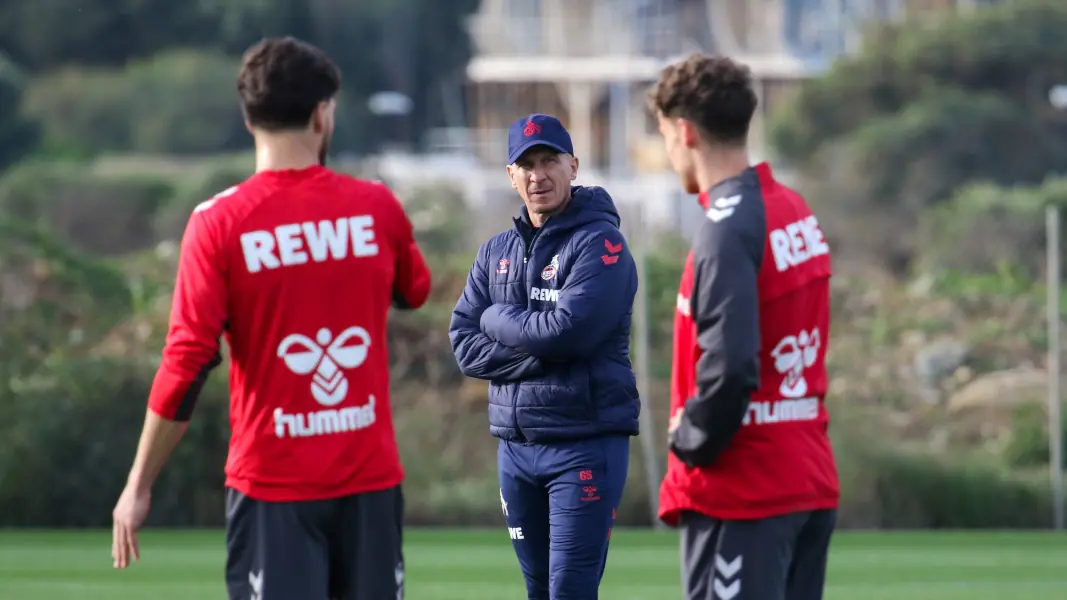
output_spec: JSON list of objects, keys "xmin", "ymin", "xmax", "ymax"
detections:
[
  {"xmin": 464, "ymin": 0, "xmax": 1000, "ymax": 159},
  {"xmin": 466, "ymin": 0, "xmax": 822, "ymax": 169}
]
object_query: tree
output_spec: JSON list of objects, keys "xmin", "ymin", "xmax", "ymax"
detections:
[
  {"xmin": 0, "ymin": 0, "xmax": 481, "ymax": 154},
  {"xmin": 768, "ymin": 0, "xmax": 1067, "ymax": 275},
  {"xmin": 0, "ymin": 55, "xmax": 39, "ymax": 171},
  {"xmin": 0, "ymin": 0, "xmax": 226, "ymax": 70},
  {"xmin": 919, "ymin": 176, "xmax": 1067, "ymax": 279}
]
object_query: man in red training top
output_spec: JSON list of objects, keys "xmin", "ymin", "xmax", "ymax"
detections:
[
  {"xmin": 110, "ymin": 37, "xmax": 431, "ymax": 600},
  {"xmin": 648, "ymin": 54, "xmax": 839, "ymax": 600}
]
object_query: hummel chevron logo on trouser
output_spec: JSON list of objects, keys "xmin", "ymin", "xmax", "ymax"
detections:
[{"xmin": 713, "ymin": 554, "xmax": 742, "ymax": 599}]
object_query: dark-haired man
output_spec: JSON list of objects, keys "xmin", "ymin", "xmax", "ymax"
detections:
[
  {"xmin": 648, "ymin": 54, "xmax": 839, "ymax": 600},
  {"xmin": 449, "ymin": 114, "xmax": 640, "ymax": 599},
  {"xmin": 110, "ymin": 37, "xmax": 430, "ymax": 600}
]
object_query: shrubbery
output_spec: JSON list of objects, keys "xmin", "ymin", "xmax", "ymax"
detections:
[
  {"xmin": 22, "ymin": 51, "xmax": 246, "ymax": 158},
  {"xmin": 8, "ymin": 0, "xmax": 1067, "ymax": 525},
  {"xmin": 919, "ymin": 177, "xmax": 1067, "ymax": 279},
  {"xmin": 0, "ymin": 161, "xmax": 175, "ymax": 255},
  {"xmin": 769, "ymin": 0, "xmax": 1067, "ymax": 275},
  {"xmin": 0, "ymin": 160, "xmax": 1063, "ymax": 529},
  {"xmin": 834, "ymin": 435, "xmax": 1061, "ymax": 529},
  {"xmin": 0, "ymin": 54, "xmax": 40, "ymax": 170},
  {"xmin": 4, "ymin": 353, "xmax": 1059, "ymax": 528}
]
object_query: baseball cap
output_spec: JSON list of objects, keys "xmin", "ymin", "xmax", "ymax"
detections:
[{"xmin": 507, "ymin": 113, "xmax": 574, "ymax": 165}]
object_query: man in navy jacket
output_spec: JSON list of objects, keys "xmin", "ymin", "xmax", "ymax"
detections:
[{"xmin": 449, "ymin": 113, "xmax": 640, "ymax": 599}]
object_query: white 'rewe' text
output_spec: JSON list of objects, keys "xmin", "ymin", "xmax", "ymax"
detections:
[
  {"xmin": 769, "ymin": 215, "xmax": 829, "ymax": 272},
  {"xmin": 530, "ymin": 287, "xmax": 560, "ymax": 302},
  {"xmin": 241, "ymin": 216, "xmax": 378, "ymax": 273}
]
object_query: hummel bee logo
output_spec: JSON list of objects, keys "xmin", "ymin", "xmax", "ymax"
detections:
[{"xmin": 706, "ymin": 194, "xmax": 742, "ymax": 222}]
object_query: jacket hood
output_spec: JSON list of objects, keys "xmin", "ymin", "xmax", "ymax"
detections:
[{"xmin": 515, "ymin": 185, "xmax": 622, "ymax": 233}]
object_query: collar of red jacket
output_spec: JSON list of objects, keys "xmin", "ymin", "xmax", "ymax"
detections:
[{"xmin": 697, "ymin": 162, "xmax": 773, "ymax": 209}]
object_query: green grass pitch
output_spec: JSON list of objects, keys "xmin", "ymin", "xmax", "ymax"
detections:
[{"xmin": 1, "ymin": 529, "xmax": 1065, "ymax": 599}]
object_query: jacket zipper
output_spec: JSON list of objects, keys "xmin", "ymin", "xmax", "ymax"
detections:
[
  {"xmin": 522, "ymin": 227, "xmax": 544, "ymax": 264},
  {"xmin": 513, "ymin": 226, "xmax": 544, "ymax": 443}
]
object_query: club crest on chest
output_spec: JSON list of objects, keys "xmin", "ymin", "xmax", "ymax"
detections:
[{"xmin": 540, "ymin": 255, "xmax": 559, "ymax": 281}]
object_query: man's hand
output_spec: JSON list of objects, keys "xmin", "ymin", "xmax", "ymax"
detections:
[
  {"xmin": 110, "ymin": 410, "xmax": 189, "ymax": 568},
  {"xmin": 112, "ymin": 484, "xmax": 151, "ymax": 568}
]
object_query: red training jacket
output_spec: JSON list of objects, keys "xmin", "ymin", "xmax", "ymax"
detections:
[
  {"xmin": 147, "ymin": 166, "xmax": 431, "ymax": 502},
  {"xmin": 659, "ymin": 162, "xmax": 839, "ymax": 524}
]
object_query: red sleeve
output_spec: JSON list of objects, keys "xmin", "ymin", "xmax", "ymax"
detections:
[
  {"xmin": 147, "ymin": 205, "xmax": 226, "ymax": 421},
  {"xmin": 381, "ymin": 186, "xmax": 431, "ymax": 310}
]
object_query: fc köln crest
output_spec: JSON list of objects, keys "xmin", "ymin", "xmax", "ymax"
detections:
[{"xmin": 540, "ymin": 255, "xmax": 559, "ymax": 280}]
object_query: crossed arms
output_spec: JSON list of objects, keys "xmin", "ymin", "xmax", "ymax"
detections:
[{"xmin": 449, "ymin": 233, "xmax": 636, "ymax": 380}]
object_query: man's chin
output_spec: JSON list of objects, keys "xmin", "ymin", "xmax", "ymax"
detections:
[{"xmin": 527, "ymin": 197, "xmax": 563, "ymax": 214}]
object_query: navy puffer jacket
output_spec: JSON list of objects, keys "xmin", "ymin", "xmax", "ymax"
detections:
[{"xmin": 449, "ymin": 186, "xmax": 640, "ymax": 442}]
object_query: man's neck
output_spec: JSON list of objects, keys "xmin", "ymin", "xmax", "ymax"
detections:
[
  {"xmin": 693, "ymin": 144, "xmax": 751, "ymax": 193},
  {"xmin": 254, "ymin": 133, "xmax": 320, "ymax": 173}
]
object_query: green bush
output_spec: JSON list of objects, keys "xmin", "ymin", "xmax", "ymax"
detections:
[
  {"xmin": 0, "ymin": 218, "xmax": 132, "ymax": 375},
  {"xmin": 835, "ymin": 435, "xmax": 1061, "ymax": 529},
  {"xmin": 919, "ymin": 177, "xmax": 1067, "ymax": 280},
  {"xmin": 4, "ymin": 177, "xmax": 1062, "ymax": 529},
  {"xmin": 154, "ymin": 158, "xmax": 253, "ymax": 241},
  {"xmin": 768, "ymin": 0, "xmax": 1067, "ymax": 274},
  {"xmin": 0, "ymin": 161, "xmax": 175, "ymax": 255},
  {"xmin": 0, "ymin": 54, "xmax": 40, "ymax": 170},
  {"xmin": 23, "ymin": 50, "xmax": 244, "ymax": 157},
  {"xmin": 1004, "ymin": 403, "xmax": 1066, "ymax": 469},
  {"xmin": 0, "ymin": 357, "xmax": 230, "ymax": 527},
  {"xmin": 404, "ymin": 184, "xmax": 475, "ymax": 258}
]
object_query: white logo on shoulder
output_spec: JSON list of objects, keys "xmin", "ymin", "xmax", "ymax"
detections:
[
  {"xmin": 241, "ymin": 216, "xmax": 379, "ymax": 273},
  {"xmin": 274, "ymin": 326, "xmax": 377, "ymax": 438},
  {"xmin": 706, "ymin": 194, "xmax": 742, "ymax": 222},
  {"xmin": 194, "ymin": 186, "xmax": 238, "ymax": 214},
  {"xmin": 743, "ymin": 328, "xmax": 822, "ymax": 427},
  {"xmin": 769, "ymin": 215, "xmax": 829, "ymax": 272}
]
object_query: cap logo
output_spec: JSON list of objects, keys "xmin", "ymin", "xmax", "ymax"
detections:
[{"xmin": 523, "ymin": 121, "xmax": 541, "ymax": 136}]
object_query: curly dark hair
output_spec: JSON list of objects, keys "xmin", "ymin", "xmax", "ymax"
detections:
[
  {"xmin": 647, "ymin": 53, "xmax": 758, "ymax": 145},
  {"xmin": 237, "ymin": 37, "xmax": 342, "ymax": 131}
]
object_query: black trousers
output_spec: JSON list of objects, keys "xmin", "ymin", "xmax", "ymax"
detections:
[
  {"xmin": 679, "ymin": 509, "xmax": 836, "ymax": 600},
  {"xmin": 224, "ymin": 486, "xmax": 404, "ymax": 600}
]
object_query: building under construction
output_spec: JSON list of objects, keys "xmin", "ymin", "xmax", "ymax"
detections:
[{"xmin": 463, "ymin": 0, "xmax": 995, "ymax": 172}]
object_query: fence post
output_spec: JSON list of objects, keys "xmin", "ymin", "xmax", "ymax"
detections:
[
  {"xmin": 631, "ymin": 200, "xmax": 664, "ymax": 529},
  {"xmin": 609, "ymin": 80, "xmax": 663, "ymax": 528},
  {"xmin": 1046, "ymin": 204, "xmax": 1064, "ymax": 531}
]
